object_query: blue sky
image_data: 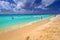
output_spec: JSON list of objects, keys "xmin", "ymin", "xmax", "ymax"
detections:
[{"xmin": 0, "ymin": 0, "xmax": 60, "ymax": 14}]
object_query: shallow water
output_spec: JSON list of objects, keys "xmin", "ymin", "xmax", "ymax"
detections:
[{"xmin": 0, "ymin": 15, "xmax": 52, "ymax": 29}]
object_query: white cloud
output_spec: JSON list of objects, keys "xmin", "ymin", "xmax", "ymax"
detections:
[
  {"xmin": 35, "ymin": 0, "xmax": 55, "ymax": 9},
  {"xmin": 41, "ymin": 0, "xmax": 55, "ymax": 7},
  {"xmin": 15, "ymin": 2, "xmax": 24, "ymax": 9},
  {"xmin": 0, "ymin": 1, "xmax": 11, "ymax": 10},
  {"xmin": 12, "ymin": 2, "xmax": 25, "ymax": 12},
  {"xmin": 0, "ymin": 0, "xmax": 37, "ymax": 13},
  {"xmin": 0, "ymin": 0, "xmax": 26, "ymax": 12},
  {"xmin": 13, "ymin": 0, "xmax": 26, "ymax": 3},
  {"xmin": 15, "ymin": 0, "xmax": 36, "ymax": 7}
]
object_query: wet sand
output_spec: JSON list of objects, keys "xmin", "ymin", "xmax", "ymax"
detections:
[{"xmin": 0, "ymin": 15, "xmax": 60, "ymax": 40}]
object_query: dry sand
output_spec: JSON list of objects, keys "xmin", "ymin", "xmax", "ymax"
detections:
[{"xmin": 0, "ymin": 15, "xmax": 60, "ymax": 40}]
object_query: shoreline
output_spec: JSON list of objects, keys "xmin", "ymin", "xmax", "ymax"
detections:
[
  {"xmin": 0, "ymin": 15, "xmax": 54, "ymax": 34},
  {"xmin": 0, "ymin": 15, "xmax": 60, "ymax": 40}
]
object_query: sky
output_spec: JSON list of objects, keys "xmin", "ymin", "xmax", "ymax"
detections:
[{"xmin": 0, "ymin": 0, "xmax": 60, "ymax": 14}]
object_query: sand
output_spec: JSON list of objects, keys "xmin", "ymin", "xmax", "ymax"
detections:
[{"xmin": 0, "ymin": 15, "xmax": 60, "ymax": 40}]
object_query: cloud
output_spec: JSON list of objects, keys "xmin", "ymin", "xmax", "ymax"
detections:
[
  {"xmin": 41, "ymin": 0, "xmax": 55, "ymax": 7},
  {"xmin": 0, "ymin": 0, "xmax": 35, "ymax": 13},
  {"xmin": 13, "ymin": 0, "xmax": 26, "ymax": 3},
  {"xmin": 0, "ymin": 0, "xmax": 57, "ymax": 13},
  {"xmin": 35, "ymin": 0, "xmax": 55, "ymax": 10},
  {"xmin": 13, "ymin": 2, "xmax": 25, "ymax": 12},
  {"xmin": 0, "ymin": 0, "xmax": 26, "ymax": 13},
  {"xmin": 0, "ymin": 1, "xmax": 11, "ymax": 10}
]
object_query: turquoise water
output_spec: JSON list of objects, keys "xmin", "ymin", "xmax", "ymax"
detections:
[{"xmin": 0, "ymin": 15, "xmax": 52, "ymax": 28}]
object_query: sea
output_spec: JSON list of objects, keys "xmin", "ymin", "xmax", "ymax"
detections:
[{"xmin": 0, "ymin": 14, "xmax": 53, "ymax": 29}]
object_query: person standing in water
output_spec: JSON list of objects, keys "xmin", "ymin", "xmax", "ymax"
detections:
[{"xmin": 12, "ymin": 16, "xmax": 14, "ymax": 20}]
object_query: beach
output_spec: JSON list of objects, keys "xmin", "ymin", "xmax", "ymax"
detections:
[{"xmin": 0, "ymin": 15, "xmax": 60, "ymax": 40}]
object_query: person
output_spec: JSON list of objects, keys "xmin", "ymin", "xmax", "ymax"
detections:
[{"xmin": 12, "ymin": 16, "xmax": 14, "ymax": 20}]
